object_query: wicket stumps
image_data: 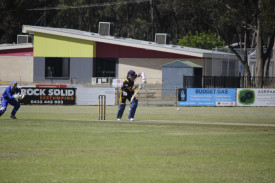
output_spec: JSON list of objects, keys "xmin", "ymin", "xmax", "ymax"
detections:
[{"xmin": 98, "ymin": 95, "xmax": 106, "ymax": 120}]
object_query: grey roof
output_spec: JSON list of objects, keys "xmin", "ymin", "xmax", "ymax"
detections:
[
  {"xmin": 0, "ymin": 43, "xmax": 33, "ymax": 50},
  {"xmin": 22, "ymin": 25, "xmax": 233, "ymax": 58},
  {"xmin": 162, "ymin": 60, "xmax": 202, "ymax": 68}
]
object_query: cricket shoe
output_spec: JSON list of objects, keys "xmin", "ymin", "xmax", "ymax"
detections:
[
  {"xmin": 117, "ymin": 118, "xmax": 121, "ymax": 121},
  {"xmin": 0, "ymin": 107, "xmax": 5, "ymax": 116},
  {"xmin": 10, "ymin": 115, "xmax": 17, "ymax": 119},
  {"xmin": 128, "ymin": 118, "xmax": 134, "ymax": 121}
]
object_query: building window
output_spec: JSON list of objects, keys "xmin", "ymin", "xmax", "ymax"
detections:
[
  {"xmin": 93, "ymin": 58, "xmax": 117, "ymax": 77},
  {"xmin": 45, "ymin": 57, "xmax": 70, "ymax": 78}
]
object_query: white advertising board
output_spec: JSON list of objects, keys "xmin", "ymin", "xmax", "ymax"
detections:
[
  {"xmin": 76, "ymin": 88, "xmax": 115, "ymax": 105},
  {"xmin": 236, "ymin": 88, "xmax": 275, "ymax": 106},
  {"xmin": 0, "ymin": 86, "xmax": 7, "ymax": 104},
  {"xmin": 112, "ymin": 79, "xmax": 123, "ymax": 87}
]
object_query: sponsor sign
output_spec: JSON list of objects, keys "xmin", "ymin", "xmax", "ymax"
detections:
[
  {"xmin": 178, "ymin": 88, "xmax": 235, "ymax": 106},
  {"xmin": 20, "ymin": 87, "xmax": 76, "ymax": 105},
  {"xmin": 36, "ymin": 84, "xmax": 67, "ymax": 88},
  {"xmin": 112, "ymin": 79, "xmax": 123, "ymax": 87},
  {"xmin": 237, "ymin": 88, "xmax": 275, "ymax": 106}
]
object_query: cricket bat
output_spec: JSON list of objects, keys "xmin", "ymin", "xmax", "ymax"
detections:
[
  {"xmin": 130, "ymin": 72, "xmax": 146, "ymax": 103},
  {"xmin": 130, "ymin": 87, "xmax": 141, "ymax": 103}
]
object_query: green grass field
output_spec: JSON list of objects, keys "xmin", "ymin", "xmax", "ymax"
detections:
[{"xmin": 0, "ymin": 105, "xmax": 275, "ymax": 183}]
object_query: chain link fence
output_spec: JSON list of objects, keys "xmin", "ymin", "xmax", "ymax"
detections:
[
  {"xmin": 0, "ymin": 81, "xmax": 179, "ymax": 106},
  {"xmin": 114, "ymin": 85, "xmax": 178, "ymax": 106},
  {"xmin": 183, "ymin": 76, "xmax": 275, "ymax": 88}
]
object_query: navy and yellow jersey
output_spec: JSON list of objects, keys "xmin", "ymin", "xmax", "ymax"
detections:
[
  {"xmin": 121, "ymin": 77, "xmax": 135, "ymax": 94},
  {"xmin": 119, "ymin": 77, "xmax": 136, "ymax": 104}
]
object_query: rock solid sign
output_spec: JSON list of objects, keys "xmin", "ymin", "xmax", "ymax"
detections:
[{"xmin": 20, "ymin": 87, "xmax": 76, "ymax": 105}]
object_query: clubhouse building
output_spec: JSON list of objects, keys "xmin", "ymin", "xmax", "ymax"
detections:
[{"xmin": 0, "ymin": 24, "xmax": 273, "ymax": 85}]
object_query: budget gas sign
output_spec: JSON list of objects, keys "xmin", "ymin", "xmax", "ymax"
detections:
[
  {"xmin": 20, "ymin": 87, "xmax": 76, "ymax": 105},
  {"xmin": 178, "ymin": 88, "xmax": 235, "ymax": 106}
]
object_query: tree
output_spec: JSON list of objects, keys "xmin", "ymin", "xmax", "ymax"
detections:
[
  {"xmin": 203, "ymin": 0, "xmax": 275, "ymax": 87},
  {"xmin": 251, "ymin": 0, "xmax": 275, "ymax": 87},
  {"xmin": 0, "ymin": 0, "xmax": 215, "ymax": 44},
  {"xmin": 178, "ymin": 31, "xmax": 225, "ymax": 50}
]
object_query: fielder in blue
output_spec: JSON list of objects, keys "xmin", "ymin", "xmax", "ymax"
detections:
[
  {"xmin": 0, "ymin": 80, "xmax": 21, "ymax": 119},
  {"xmin": 117, "ymin": 70, "xmax": 141, "ymax": 121}
]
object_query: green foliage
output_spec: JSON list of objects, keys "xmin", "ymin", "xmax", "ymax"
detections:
[
  {"xmin": 0, "ymin": 0, "xmax": 274, "ymax": 49},
  {"xmin": 178, "ymin": 31, "xmax": 225, "ymax": 50}
]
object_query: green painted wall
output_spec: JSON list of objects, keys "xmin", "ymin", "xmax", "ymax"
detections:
[{"xmin": 34, "ymin": 32, "xmax": 96, "ymax": 57}]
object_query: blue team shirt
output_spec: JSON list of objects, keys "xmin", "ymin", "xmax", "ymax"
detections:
[{"xmin": 1, "ymin": 86, "xmax": 21, "ymax": 100}]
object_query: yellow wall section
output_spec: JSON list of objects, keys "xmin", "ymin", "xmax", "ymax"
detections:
[{"xmin": 34, "ymin": 32, "xmax": 95, "ymax": 57}]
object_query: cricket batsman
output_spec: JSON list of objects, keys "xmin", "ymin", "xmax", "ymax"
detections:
[
  {"xmin": 117, "ymin": 70, "xmax": 141, "ymax": 121},
  {"xmin": 0, "ymin": 80, "xmax": 25, "ymax": 119}
]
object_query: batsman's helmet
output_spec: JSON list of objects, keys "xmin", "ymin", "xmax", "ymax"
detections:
[{"xmin": 127, "ymin": 70, "xmax": 137, "ymax": 78}]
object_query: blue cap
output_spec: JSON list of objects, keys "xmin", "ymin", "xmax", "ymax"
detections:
[
  {"xmin": 11, "ymin": 80, "xmax": 17, "ymax": 84},
  {"xmin": 127, "ymin": 70, "xmax": 137, "ymax": 77}
]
